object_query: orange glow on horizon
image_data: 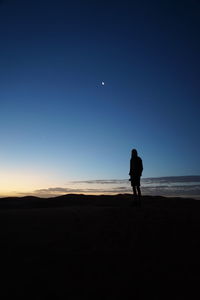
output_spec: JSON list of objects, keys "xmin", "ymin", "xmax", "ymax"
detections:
[{"xmin": 0, "ymin": 169, "xmax": 59, "ymax": 196}]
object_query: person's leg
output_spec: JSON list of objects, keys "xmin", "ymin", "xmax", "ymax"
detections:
[
  {"xmin": 130, "ymin": 186, "xmax": 137, "ymax": 206},
  {"xmin": 136, "ymin": 186, "xmax": 141, "ymax": 197},
  {"xmin": 136, "ymin": 186, "xmax": 141, "ymax": 206},
  {"xmin": 132, "ymin": 186, "xmax": 137, "ymax": 196}
]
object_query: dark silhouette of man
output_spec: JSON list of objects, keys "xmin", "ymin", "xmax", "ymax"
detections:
[{"xmin": 129, "ymin": 149, "xmax": 143, "ymax": 206}]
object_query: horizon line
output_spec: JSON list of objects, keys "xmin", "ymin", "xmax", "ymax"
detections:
[{"xmin": 1, "ymin": 175, "xmax": 200, "ymax": 199}]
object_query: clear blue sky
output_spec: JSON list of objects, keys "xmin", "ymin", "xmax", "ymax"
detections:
[{"xmin": 0, "ymin": 0, "xmax": 199, "ymax": 195}]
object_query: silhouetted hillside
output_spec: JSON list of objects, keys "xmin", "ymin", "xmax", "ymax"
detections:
[{"xmin": 0, "ymin": 193, "xmax": 197, "ymax": 209}]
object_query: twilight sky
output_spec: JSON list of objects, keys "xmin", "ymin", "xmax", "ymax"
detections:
[{"xmin": 0, "ymin": 0, "xmax": 200, "ymax": 196}]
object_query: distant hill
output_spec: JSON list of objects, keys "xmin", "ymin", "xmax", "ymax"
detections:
[{"xmin": 0, "ymin": 193, "xmax": 197, "ymax": 210}]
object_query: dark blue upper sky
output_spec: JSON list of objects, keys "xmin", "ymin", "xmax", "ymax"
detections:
[{"xmin": 0, "ymin": 0, "xmax": 199, "ymax": 194}]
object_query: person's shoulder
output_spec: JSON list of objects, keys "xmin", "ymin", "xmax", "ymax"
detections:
[{"xmin": 138, "ymin": 156, "xmax": 142, "ymax": 162}]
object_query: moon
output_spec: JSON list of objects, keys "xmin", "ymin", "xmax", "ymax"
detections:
[{"xmin": 101, "ymin": 81, "xmax": 105, "ymax": 86}]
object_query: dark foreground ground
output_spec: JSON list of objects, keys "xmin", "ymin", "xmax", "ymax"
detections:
[{"xmin": 0, "ymin": 194, "xmax": 200, "ymax": 298}]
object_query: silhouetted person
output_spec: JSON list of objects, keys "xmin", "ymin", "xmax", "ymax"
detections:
[{"xmin": 129, "ymin": 149, "xmax": 143, "ymax": 206}]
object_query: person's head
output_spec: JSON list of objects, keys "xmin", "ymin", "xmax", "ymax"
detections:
[{"xmin": 131, "ymin": 149, "xmax": 138, "ymax": 157}]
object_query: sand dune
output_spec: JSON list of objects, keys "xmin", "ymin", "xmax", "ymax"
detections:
[{"xmin": 0, "ymin": 194, "xmax": 200, "ymax": 297}]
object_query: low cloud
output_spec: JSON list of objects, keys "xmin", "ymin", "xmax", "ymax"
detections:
[
  {"xmin": 21, "ymin": 176, "xmax": 200, "ymax": 199},
  {"xmin": 142, "ymin": 176, "xmax": 200, "ymax": 184},
  {"xmin": 71, "ymin": 180, "xmax": 127, "ymax": 185}
]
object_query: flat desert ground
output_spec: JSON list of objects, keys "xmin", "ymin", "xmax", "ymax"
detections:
[{"xmin": 0, "ymin": 194, "xmax": 200, "ymax": 297}]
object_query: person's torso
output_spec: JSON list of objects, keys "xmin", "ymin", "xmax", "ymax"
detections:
[{"xmin": 130, "ymin": 157, "xmax": 142, "ymax": 174}]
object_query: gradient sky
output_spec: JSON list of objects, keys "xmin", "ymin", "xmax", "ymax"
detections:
[{"xmin": 0, "ymin": 0, "xmax": 200, "ymax": 195}]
